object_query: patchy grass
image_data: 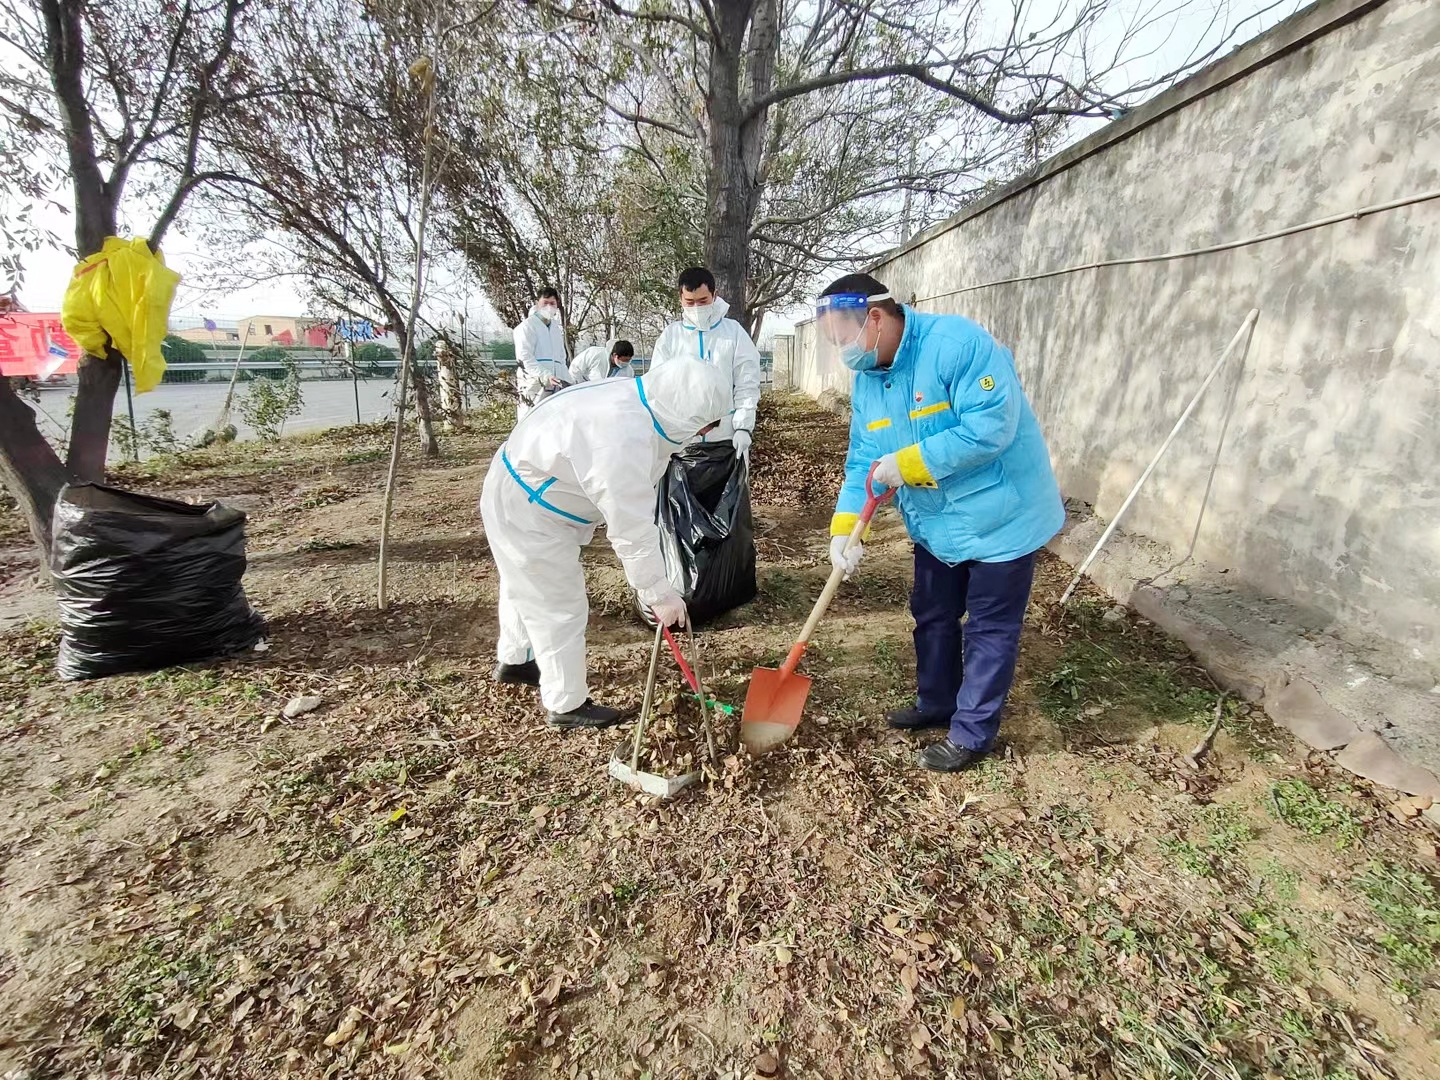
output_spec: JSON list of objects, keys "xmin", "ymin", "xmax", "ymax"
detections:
[
  {"xmin": 1161, "ymin": 805, "xmax": 1258, "ymax": 878},
  {"xmin": 333, "ymin": 834, "xmax": 439, "ymax": 936},
  {"xmin": 1355, "ymin": 862, "xmax": 1440, "ymax": 973},
  {"xmin": 299, "ymin": 536, "xmax": 360, "ymax": 553},
  {"xmin": 1269, "ymin": 778, "xmax": 1366, "ymax": 847},
  {"xmin": 1259, "ymin": 856, "xmax": 1303, "ymax": 903},
  {"xmin": 1038, "ymin": 600, "xmax": 1219, "ymax": 740},
  {"xmin": 341, "ymin": 447, "xmax": 388, "ymax": 465},
  {"xmin": 89, "ymin": 932, "xmax": 221, "ymax": 1052}
]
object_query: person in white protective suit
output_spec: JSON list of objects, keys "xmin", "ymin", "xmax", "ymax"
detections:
[
  {"xmin": 648, "ymin": 266, "xmax": 761, "ymax": 459},
  {"xmin": 478, "ymin": 359, "xmax": 730, "ymax": 729},
  {"xmin": 570, "ymin": 338, "xmax": 637, "ymax": 382},
  {"xmin": 511, "ymin": 287, "xmax": 571, "ymax": 420}
]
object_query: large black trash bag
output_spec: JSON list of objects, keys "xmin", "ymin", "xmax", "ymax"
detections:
[
  {"xmin": 50, "ymin": 483, "xmax": 267, "ymax": 680},
  {"xmin": 642, "ymin": 441, "xmax": 757, "ymax": 627}
]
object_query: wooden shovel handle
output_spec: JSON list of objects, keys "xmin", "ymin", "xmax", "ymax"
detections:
[{"xmin": 779, "ymin": 463, "xmax": 895, "ymax": 678}]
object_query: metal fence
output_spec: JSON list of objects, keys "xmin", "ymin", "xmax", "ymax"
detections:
[{"xmin": 155, "ymin": 352, "xmax": 774, "ymax": 385}]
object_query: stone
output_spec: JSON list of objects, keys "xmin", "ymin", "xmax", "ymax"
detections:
[
  {"xmin": 1263, "ymin": 677, "xmax": 1361, "ymax": 750},
  {"xmin": 282, "ymin": 695, "xmax": 325, "ymax": 719},
  {"xmin": 753, "ymin": 1050, "xmax": 780, "ymax": 1078},
  {"xmin": 1335, "ymin": 733, "xmax": 1440, "ymax": 799},
  {"xmin": 1387, "ymin": 796, "xmax": 1430, "ymax": 823}
]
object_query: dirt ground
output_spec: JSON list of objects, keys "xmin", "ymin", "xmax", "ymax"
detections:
[{"xmin": 1, "ymin": 393, "xmax": 1438, "ymax": 1080}]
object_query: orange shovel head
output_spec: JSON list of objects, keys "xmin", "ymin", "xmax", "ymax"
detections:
[{"xmin": 740, "ymin": 665, "xmax": 813, "ymax": 755}]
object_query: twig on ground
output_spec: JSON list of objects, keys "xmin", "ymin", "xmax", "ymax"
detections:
[{"xmin": 1186, "ymin": 696, "xmax": 1225, "ymax": 769}]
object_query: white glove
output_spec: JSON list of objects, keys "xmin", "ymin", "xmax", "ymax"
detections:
[
  {"xmin": 732, "ymin": 429, "xmax": 751, "ymax": 458},
  {"xmin": 830, "ymin": 534, "xmax": 863, "ymax": 580},
  {"xmin": 651, "ymin": 591, "xmax": 688, "ymax": 628},
  {"xmin": 873, "ymin": 453, "xmax": 903, "ymax": 491}
]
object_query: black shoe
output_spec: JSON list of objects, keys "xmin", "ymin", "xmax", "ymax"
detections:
[
  {"xmin": 917, "ymin": 738, "xmax": 985, "ymax": 773},
  {"xmin": 547, "ymin": 699, "xmax": 624, "ymax": 730},
  {"xmin": 494, "ymin": 660, "xmax": 541, "ymax": 687},
  {"xmin": 886, "ymin": 706, "xmax": 950, "ymax": 731}
]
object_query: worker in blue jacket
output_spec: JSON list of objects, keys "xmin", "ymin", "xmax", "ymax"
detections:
[{"xmin": 819, "ymin": 273, "xmax": 1065, "ymax": 772}]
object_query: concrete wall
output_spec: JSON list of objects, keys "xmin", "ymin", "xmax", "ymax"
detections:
[{"xmin": 793, "ymin": 0, "xmax": 1440, "ymax": 681}]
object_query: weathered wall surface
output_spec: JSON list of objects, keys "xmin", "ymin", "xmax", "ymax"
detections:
[{"xmin": 791, "ymin": 0, "xmax": 1440, "ymax": 688}]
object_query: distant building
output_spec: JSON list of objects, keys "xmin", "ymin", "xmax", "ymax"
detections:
[{"xmin": 170, "ymin": 315, "xmax": 333, "ymax": 348}]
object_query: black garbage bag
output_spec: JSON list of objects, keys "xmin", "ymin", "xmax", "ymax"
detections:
[
  {"xmin": 641, "ymin": 441, "xmax": 757, "ymax": 628},
  {"xmin": 50, "ymin": 483, "xmax": 267, "ymax": 680}
]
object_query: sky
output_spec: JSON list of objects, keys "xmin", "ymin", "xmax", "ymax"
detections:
[{"xmin": 8, "ymin": 0, "xmax": 1304, "ymax": 335}]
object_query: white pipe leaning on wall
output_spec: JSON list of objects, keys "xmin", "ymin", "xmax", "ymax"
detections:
[{"xmin": 1058, "ymin": 309, "xmax": 1260, "ymax": 607}]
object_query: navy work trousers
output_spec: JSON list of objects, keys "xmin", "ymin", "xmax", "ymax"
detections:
[{"xmin": 911, "ymin": 543, "xmax": 1037, "ymax": 751}]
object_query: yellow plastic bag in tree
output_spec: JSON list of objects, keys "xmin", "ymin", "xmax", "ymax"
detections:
[{"xmin": 61, "ymin": 236, "xmax": 180, "ymax": 393}]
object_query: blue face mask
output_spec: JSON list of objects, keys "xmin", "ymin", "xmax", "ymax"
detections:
[{"xmin": 839, "ymin": 322, "xmax": 879, "ymax": 371}]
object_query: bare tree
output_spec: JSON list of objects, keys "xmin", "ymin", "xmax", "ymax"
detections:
[
  {"xmin": 210, "ymin": 0, "xmax": 443, "ymax": 456},
  {"xmin": 438, "ymin": 27, "xmax": 695, "ymax": 350},
  {"xmin": 527, "ymin": 0, "xmax": 1299, "ymax": 332},
  {"xmin": 0, "ymin": 0, "xmax": 278, "ymax": 550}
]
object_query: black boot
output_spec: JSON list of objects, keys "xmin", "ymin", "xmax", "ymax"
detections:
[
  {"xmin": 547, "ymin": 699, "xmax": 624, "ymax": 730},
  {"xmin": 494, "ymin": 660, "xmax": 541, "ymax": 687},
  {"xmin": 917, "ymin": 738, "xmax": 986, "ymax": 773},
  {"xmin": 885, "ymin": 706, "xmax": 950, "ymax": 731}
]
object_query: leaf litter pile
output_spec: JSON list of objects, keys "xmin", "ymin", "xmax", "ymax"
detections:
[{"xmin": 0, "ymin": 395, "xmax": 1438, "ymax": 1080}]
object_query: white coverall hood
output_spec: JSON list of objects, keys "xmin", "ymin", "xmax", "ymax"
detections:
[
  {"xmin": 648, "ymin": 297, "xmax": 761, "ymax": 443},
  {"xmin": 637, "ymin": 358, "xmax": 730, "ymax": 443}
]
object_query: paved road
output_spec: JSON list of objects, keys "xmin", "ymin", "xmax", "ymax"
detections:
[{"xmin": 25, "ymin": 377, "xmax": 401, "ymax": 454}]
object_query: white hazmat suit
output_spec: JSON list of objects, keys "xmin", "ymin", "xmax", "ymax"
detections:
[
  {"xmin": 570, "ymin": 342, "xmax": 635, "ymax": 382},
  {"xmin": 512, "ymin": 307, "xmax": 571, "ymax": 419},
  {"xmin": 479, "ymin": 360, "xmax": 730, "ymax": 713},
  {"xmin": 649, "ymin": 296, "xmax": 761, "ymax": 444}
]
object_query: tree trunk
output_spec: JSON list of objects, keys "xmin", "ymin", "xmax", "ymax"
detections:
[
  {"xmin": 391, "ymin": 321, "xmax": 439, "ymax": 458},
  {"xmin": 435, "ymin": 340, "xmax": 464, "ymax": 433},
  {"xmin": 410, "ymin": 364, "xmax": 439, "ymax": 457},
  {"xmin": 705, "ymin": 63, "xmax": 752, "ymax": 324},
  {"xmin": 66, "ymin": 350, "xmax": 123, "ymax": 481},
  {"xmin": 0, "ymin": 378, "xmax": 69, "ymax": 554},
  {"xmin": 705, "ymin": 0, "xmax": 777, "ymax": 333},
  {"xmin": 0, "ymin": 0, "xmax": 129, "ymax": 560}
]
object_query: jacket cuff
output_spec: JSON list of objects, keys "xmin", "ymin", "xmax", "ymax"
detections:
[
  {"xmin": 830, "ymin": 512, "xmax": 872, "ymax": 540},
  {"xmin": 897, "ymin": 444, "xmax": 938, "ymax": 488}
]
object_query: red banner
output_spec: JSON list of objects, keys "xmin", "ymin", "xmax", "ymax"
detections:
[{"xmin": 0, "ymin": 313, "xmax": 82, "ymax": 378}]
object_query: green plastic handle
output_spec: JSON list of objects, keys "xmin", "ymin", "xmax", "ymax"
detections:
[{"xmin": 693, "ymin": 692, "xmax": 734, "ymax": 715}]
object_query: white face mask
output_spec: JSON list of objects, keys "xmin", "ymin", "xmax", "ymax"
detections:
[
  {"xmin": 683, "ymin": 302, "xmax": 715, "ymax": 330},
  {"xmin": 537, "ymin": 304, "xmax": 559, "ymax": 322}
]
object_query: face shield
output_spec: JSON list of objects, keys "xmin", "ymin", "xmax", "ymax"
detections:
[{"xmin": 815, "ymin": 291, "xmax": 890, "ymax": 370}]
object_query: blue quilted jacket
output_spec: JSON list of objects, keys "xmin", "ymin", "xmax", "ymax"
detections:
[{"xmin": 832, "ymin": 308, "xmax": 1064, "ymax": 565}]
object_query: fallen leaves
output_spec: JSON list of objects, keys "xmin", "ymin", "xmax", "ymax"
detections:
[
  {"xmin": 323, "ymin": 1007, "xmax": 362, "ymax": 1047},
  {"xmin": 170, "ymin": 1002, "xmax": 199, "ymax": 1030},
  {"xmin": 535, "ymin": 971, "xmax": 564, "ymax": 1006},
  {"xmin": 2, "ymin": 404, "xmax": 1429, "ymax": 1080}
]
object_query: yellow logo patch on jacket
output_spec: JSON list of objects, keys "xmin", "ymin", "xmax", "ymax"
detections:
[{"xmin": 979, "ymin": 375, "xmax": 995, "ymax": 391}]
